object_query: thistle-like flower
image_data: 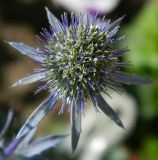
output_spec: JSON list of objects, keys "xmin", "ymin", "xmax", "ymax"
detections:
[
  {"xmin": 7, "ymin": 8, "xmax": 151, "ymax": 152},
  {"xmin": 0, "ymin": 110, "xmax": 66, "ymax": 159}
]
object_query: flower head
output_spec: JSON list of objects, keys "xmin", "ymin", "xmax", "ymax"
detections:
[
  {"xmin": 0, "ymin": 110, "xmax": 66, "ymax": 159},
  {"xmin": 7, "ymin": 8, "xmax": 151, "ymax": 152}
]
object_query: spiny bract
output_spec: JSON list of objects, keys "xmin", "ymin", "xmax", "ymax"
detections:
[{"xmin": 7, "ymin": 8, "xmax": 151, "ymax": 152}]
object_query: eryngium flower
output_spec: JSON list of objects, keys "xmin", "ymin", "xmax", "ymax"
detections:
[
  {"xmin": 0, "ymin": 111, "xmax": 66, "ymax": 159},
  {"xmin": 7, "ymin": 8, "xmax": 151, "ymax": 152}
]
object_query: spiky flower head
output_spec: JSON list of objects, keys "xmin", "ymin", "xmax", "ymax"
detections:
[
  {"xmin": 7, "ymin": 8, "xmax": 151, "ymax": 152},
  {"xmin": 0, "ymin": 112, "xmax": 66, "ymax": 160}
]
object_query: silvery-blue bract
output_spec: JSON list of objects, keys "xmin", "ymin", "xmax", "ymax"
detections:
[
  {"xmin": 7, "ymin": 8, "xmax": 151, "ymax": 152},
  {"xmin": 0, "ymin": 111, "xmax": 66, "ymax": 159}
]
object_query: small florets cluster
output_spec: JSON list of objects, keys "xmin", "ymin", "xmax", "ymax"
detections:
[{"xmin": 40, "ymin": 13, "xmax": 128, "ymax": 114}]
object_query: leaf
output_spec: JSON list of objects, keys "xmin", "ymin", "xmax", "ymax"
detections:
[
  {"xmin": 71, "ymin": 103, "xmax": 82, "ymax": 153},
  {"xmin": 45, "ymin": 7, "xmax": 63, "ymax": 33},
  {"xmin": 11, "ymin": 72, "xmax": 47, "ymax": 87},
  {"xmin": 96, "ymin": 94, "xmax": 124, "ymax": 129},
  {"xmin": 19, "ymin": 135, "xmax": 67, "ymax": 157},
  {"xmin": 16, "ymin": 94, "xmax": 55, "ymax": 139},
  {"xmin": 113, "ymin": 71, "xmax": 152, "ymax": 85},
  {"xmin": 6, "ymin": 41, "xmax": 44, "ymax": 62}
]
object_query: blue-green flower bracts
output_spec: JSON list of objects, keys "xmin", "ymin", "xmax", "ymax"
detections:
[{"xmin": 7, "ymin": 8, "xmax": 151, "ymax": 152}]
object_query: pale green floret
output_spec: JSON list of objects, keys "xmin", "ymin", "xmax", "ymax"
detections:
[{"xmin": 42, "ymin": 24, "xmax": 117, "ymax": 100}]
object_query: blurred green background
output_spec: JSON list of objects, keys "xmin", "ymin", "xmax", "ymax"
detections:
[{"xmin": 0, "ymin": 0, "xmax": 157, "ymax": 159}]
